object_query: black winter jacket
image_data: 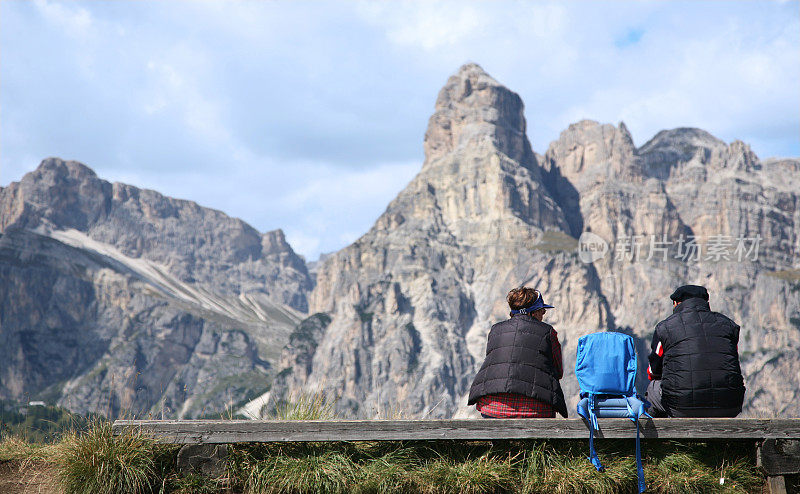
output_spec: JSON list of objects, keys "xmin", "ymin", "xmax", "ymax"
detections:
[
  {"xmin": 648, "ymin": 297, "xmax": 745, "ymax": 413},
  {"xmin": 467, "ymin": 314, "xmax": 567, "ymax": 418}
]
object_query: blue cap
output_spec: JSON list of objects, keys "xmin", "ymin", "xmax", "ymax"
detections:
[{"xmin": 510, "ymin": 293, "xmax": 555, "ymax": 315}]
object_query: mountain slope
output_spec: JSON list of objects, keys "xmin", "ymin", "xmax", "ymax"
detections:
[{"xmin": 0, "ymin": 159, "xmax": 312, "ymax": 418}]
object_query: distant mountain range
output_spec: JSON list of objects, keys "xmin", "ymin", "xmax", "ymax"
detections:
[
  {"xmin": 0, "ymin": 159, "xmax": 310, "ymax": 418},
  {"xmin": 2, "ymin": 63, "xmax": 798, "ymax": 419}
]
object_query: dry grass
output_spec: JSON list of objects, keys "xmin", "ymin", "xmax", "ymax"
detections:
[
  {"xmin": 49, "ymin": 420, "xmax": 167, "ymax": 494},
  {"xmin": 0, "ymin": 435, "xmax": 50, "ymax": 461},
  {"xmin": 1, "ymin": 422, "xmax": 766, "ymax": 494},
  {"xmin": 370, "ymin": 402, "xmax": 411, "ymax": 420},
  {"xmin": 270, "ymin": 392, "xmax": 338, "ymax": 421}
]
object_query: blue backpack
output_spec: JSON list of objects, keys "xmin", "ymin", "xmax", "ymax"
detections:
[{"xmin": 575, "ymin": 331, "xmax": 651, "ymax": 493}]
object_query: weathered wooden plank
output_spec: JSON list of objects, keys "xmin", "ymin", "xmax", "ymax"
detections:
[{"xmin": 112, "ymin": 418, "xmax": 800, "ymax": 444}]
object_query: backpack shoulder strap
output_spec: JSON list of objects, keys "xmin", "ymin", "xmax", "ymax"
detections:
[
  {"xmin": 576, "ymin": 394, "xmax": 604, "ymax": 472},
  {"xmin": 624, "ymin": 395, "xmax": 652, "ymax": 493}
]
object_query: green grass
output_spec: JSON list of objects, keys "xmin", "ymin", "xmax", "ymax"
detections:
[
  {"xmin": 646, "ymin": 441, "xmax": 761, "ymax": 494},
  {"xmin": 161, "ymin": 472, "xmax": 228, "ymax": 494},
  {"xmin": 50, "ymin": 420, "xmax": 172, "ymax": 494},
  {"xmin": 0, "ymin": 420, "xmax": 766, "ymax": 494},
  {"xmin": 415, "ymin": 453, "xmax": 518, "ymax": 494},
  {"xmin": 522, "ymin": 441, "xmax": 638, "ymax": 494},
  {"xmin": 225, "ymin": 440, "xmax": 761, "ymax": 493},
  {"xmin": 355, "ymin": 446, "xmax": 421, "ymax": 493},
  {"xmin": 245, "ymin": 448, "xmax": 357, "ymax": 493}
]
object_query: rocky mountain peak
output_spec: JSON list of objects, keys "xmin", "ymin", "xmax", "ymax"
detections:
[
  {"xmin": 639, "ymin": 127, "xmax": 725, "ymax": 153},
  {"xmin": 261, "ymin": 228, "xmax": 290, "ymax": 255},
  {"xmin": 639, "ymin": 128, "xmax": 737, "ymax": 179},
  {"xmin": 1, "ymin": 157, "xmax": 112, "ymax": 232},
  {"xmin": 34, "ymin": 157, "xmax": 99, "ymax": 180},
  {"xmin": 423, "ymin": 63, "xmax": 532, "ymax": 166},
  {"xmin": 639, "ymin": 127, "xmax": 726, "ymax": 161},
  {"xmin": 378, "ymin": 64, "xmax": 568, "ymax": 245},
  {"xmin": 725, "ymin": 140, "xmax": 761, "ymax": 172},
  {"xmin": 543, "ymin": 120, "xmax": 640, "ymax": 187}
]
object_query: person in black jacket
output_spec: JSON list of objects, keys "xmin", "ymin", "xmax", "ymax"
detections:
[
  {"xmin": 467, "ymin": 287, "xmax": 568, "ymax": 418},
  {"xmin": 645, "ymin": 285, "xmax": 745, "ymax": 417}
]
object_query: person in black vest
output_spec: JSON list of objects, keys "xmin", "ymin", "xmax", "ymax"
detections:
[
  {"xmin": 467, "ymin": 287, "xmax": 568, "ymax": 418},
  {"xmin": 645, "ymin": 285, "xmax": 745, "ymax": 417}
]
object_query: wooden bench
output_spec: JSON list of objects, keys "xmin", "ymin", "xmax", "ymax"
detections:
[{"xmin": 113, "ymin": 418, "xmax": 800, "ymax": 493}]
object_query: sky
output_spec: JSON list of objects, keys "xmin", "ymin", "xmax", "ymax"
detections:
[{"xmin": 1, "ymin": 1, "xmax": 798, "ymax": 261}]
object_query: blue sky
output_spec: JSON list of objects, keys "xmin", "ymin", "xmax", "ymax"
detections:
[{"xmin": 1, "ymin": 1, "xmax": 798, "ymax": 260}]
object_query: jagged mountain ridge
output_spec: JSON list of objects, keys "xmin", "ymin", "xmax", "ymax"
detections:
[
  {"xmin": 0, "ymin": 159, "xmax": 312, "ymax": 418},
  {"xmin": 270, "ymin": 63, "xmax": 800, "ymax": 418},
  {"xmin": 2, "ymin": 64, "xmax": 797, "ymax": 420}
]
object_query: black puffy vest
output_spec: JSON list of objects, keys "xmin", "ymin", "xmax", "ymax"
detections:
[
  {"xmin": 467, "ymin": 314, "xmax": 567, "ymax": 418},
  {"xmin": 657, "ymin": 298, "xmax": 745, "ymax": 412}
]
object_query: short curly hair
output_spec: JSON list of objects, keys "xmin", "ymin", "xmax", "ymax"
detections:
[{"xmin": 507, "ymin": 286, "xmax": 540, "ymax": 310}]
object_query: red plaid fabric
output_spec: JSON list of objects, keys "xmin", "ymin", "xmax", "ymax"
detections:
[
  {"xmin": 476, "ymin": 393, "xmax": 555, "ymax": 418},
  {"xmin": 476, "ymin": 328, "xmax": 563, "ymax": 418}
]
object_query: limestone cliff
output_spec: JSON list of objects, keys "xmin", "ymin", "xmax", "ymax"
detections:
[
  {"xmin": 271, "ymin": 64, "xmax": 800, "ymax": 418},
  {"xmin": 271, "ymin": 64, "xmax": 612, "ymax": 417},
  {"xmin": 0, "ymin": 160, "xmax": 312, "ymax": 417}
]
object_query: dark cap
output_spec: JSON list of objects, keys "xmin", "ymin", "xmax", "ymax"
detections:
[{"xmin": 670, "ymin": 285, "xmax": 709, "ymax": 302}]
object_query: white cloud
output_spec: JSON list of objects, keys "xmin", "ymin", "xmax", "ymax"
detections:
[
  {"xmin": 357, "ymin": 1, "xmax": 483, "ymax": 51},
  {"xmin": 272, "ymin": 161, "xmax": 420, "ymax": 258},
  {"xmin": 33, "ymin": 0, "xmax": 92, "ymax": 39},
  {"xmin": 517, "ymin": 1, "xmax": 799, "ymax": 155},
  {"xmin": 2, "ymin": 0, "xmax": 798, "ymax": 260}
]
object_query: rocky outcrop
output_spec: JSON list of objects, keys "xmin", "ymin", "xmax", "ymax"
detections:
[
  {"xmin": 0, "ymin": 161, "xmax": 312, "ymax": 418},
  {"xmin": 271, "ymin": 64, "xmax": 800, "ymax": 419}
]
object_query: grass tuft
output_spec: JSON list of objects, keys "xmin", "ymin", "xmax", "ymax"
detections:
[
  {"xmin": 647, "ymin": 442, "xmax": 761, "ymax": 494},
  {"xmin": 245, "ymin": 449, "xmax": 357, "ymax": 493},
  {"xmin": 0, "ymin": 435, "xmax": 49, "ymax": 461},
  {"xmin": 355, "ymin": 446, "xmax": 420, "ymax": 493},
  {"xmin": 270, "ymin": 392, "xmax": 338, "ymax": 421},
  {"xmin": 522, "ymin": 442, "xmax": 636, "ymax": 494},
  {"xmin": 51, "ymin": 420, "xmax": 160, "ymax": 494},
  {"xmin": 415, "ymin": 453, "xmax": 518, "ymax": 494}
]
